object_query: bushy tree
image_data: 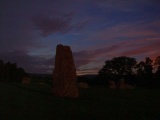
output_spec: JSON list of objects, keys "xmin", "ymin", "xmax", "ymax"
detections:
[
  {"xmin": 0, "ymin": 60, "xmax": 26, "ymax": 82},
  {"xmin": 16, "ymin": 68, "xmax": 26, "ymax": 82},
  {"xmin": 154, "ymin": 56, "xmax": 160, "ymax": 73},
  {"xmin": 98, "ymin": 56, "xmax": 137, "ymax": 83},
  {"xmin": 4, "ymin": 62, "xmax": 12, "ymax": 82},
  {"xmin": 136, "ymin": 61, "xmax": 145, "ymax": 86},
  {"xmin": 154, "ymin": 56, "xmax": 160, "ymax": 87},
  {"xmin": 136, "ymin": 57, "xmax": 154, "ymax": 87},
  {"xmin": 0, "ymin": 60, "xmax": 5, "ymax": 81},
  {"xmin": 136, "ymin": 61, "xmax": 145, "ymax": 75},
  {"xmin": 144, "ymin": 57, "xmax": 153, "ymax": 74},
  {"xmin": 145, "ymin": 57, "xmax": 154, "ymax": 87}
]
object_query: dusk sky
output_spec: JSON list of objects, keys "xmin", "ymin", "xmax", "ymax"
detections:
[{"xmin": 0, "ymin": 0, "xmax": 160, "ymax": 75}]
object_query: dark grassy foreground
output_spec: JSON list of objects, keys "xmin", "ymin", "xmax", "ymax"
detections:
[{"xmin": 0, "ymin": 82, "xmax": 160, "ymax": 120}]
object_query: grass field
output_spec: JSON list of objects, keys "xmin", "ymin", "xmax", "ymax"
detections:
[{"xmin": 0, "ymin": 81, "xmax": 160, "ymax": 120}]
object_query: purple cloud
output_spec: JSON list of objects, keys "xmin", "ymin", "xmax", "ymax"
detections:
[
  {"xmin": 31, "ymin": 13, "xmax": 89, "ymax": 36},
  {"xmin": 32, "ymin": 13, "xmax": 73, "ymax": 36}
]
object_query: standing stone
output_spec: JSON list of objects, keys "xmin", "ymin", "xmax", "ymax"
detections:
[
  {"xmin": 109, "ymin": 80, "xmax": 116, "ymax": 89},
  {"xmin": 22, "ymin": 77, "xmax": 30, "ymax": 85},
  {"xmin": 119, "ymin": 78, "xmax": 125, "ymax": 89},
  {"xmin": 53, "ymin": 44, "xmax": 79, "ymax": 97}
]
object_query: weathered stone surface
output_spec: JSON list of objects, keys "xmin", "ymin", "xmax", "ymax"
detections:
[{"xmin": 53, "ymin": 44, "xmax": 79, "ymax": 97}]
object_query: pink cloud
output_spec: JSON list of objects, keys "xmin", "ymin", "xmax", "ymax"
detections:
[
  {"xmin": 90, "ymin": 20, "xmax": 160, "ymax": 43},
  {"xmin": 120, "ymin": 40, "xmax": 160, "ymax": 57},
  {"xmin": 73, "ymin": 44, "xmax": 121, "ymax": 68},
  {"xmin": 73, "ymin": 19, "xmax": 160, "ymax": 73},
  {"xmin": 76, "ymin": 69, "xmax": 98, "ymax": 75}
]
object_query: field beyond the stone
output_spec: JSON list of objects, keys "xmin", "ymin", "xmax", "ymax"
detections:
[{"xmin": 0, "ymin": 81, "xmax": 160, "ymax": 120}]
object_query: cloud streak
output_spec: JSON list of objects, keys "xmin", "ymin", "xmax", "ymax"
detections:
[
  {"xmin": 32, "ymin": 13, "xmax": 73, "ymax": 36},
  {"xmin": 93, "ymin": 0, "xmax": 159, "ymax": 12},
  {"xmin": 121, "ymin": 39, "xmax": 160, "ymax": 58},
  {"xmin": 32, "ymin": 13, "xmax": 89, "ymax": 36},
  {"xmin": 0, "ymin": 51, "xmax": 54, "ymax": 74}
]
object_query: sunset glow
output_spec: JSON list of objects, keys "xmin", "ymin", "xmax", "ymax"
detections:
[{"xmin": 0, "ymin": 0, "xmax": 160, "ymax": 75}]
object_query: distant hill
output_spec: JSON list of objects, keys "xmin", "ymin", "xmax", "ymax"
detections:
[
  {"xmin": 28, "ymin": 73, "xmax": 52, "ymax": 80},
  {"xmin": 28, "ymin": 73, "xmax": 99, "ymax": 85},
  {"xmin": 78, "ymin": 74, "xmax": 97, "ymax": 79},
  {"xmin": 28, "ymin": 73, "xmax": 97, "ymax": 79}
]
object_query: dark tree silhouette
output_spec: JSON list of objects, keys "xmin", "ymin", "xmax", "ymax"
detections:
[
  {"xmin": 137, "ymin": 61, "xmax": 145, "ymax": 75},
  {"xmin": 10, "ymin": 63, "xmax": 17, "ymax": 81},
  {"xmin": 98, "ymin": 56, "xmax": 137, "ymax": 84},
  {"xmin": 16, "ymin": 68, "xmax": 26, "ymax": 82},
  {"xmin": 144, "ymin": 57, "xmax": 153, "ymax": 74},
  {"xmin": 0, "ymin": 60, "xmax": 5, "ymax": 81},
  {"xmin": 154, "ymin": 56, "xmax": 160, "ymax": 72},
  {"xmin": 4, "ymin": 62, "xmax": 12, "ymax": 82},
  {"xmin": 0, "ymin": 60, "xmax": 26, "ymax": 82},
  {"xmin": 144, "ymin": 57, "xmax": 154, "ymax": 88},
  {"xmin": 136, "ymin": 61, "xmax": 145, "ymax": 86},
  {"xmin": 136, "ymin": 57, "xmax": 153, "ymax": 87},
  {"xmin": 154, "ymin": 56, "xmax": 160, "ymax": 87}
]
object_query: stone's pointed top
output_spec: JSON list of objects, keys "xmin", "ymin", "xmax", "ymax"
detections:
[
  {"xmin": 56, "ymin": 44, "xmax": 64, "ymax": 49},
  {"xmin": 57, "ymin": 44, "xmax": 63, "ymax": 47},
  {"xmin": 57, "ymin": 44, "xmax": 70, "ymax": 47},
  {"xmin": 56, "ymin": 44, "xmax": 71, "ymax": 50}
]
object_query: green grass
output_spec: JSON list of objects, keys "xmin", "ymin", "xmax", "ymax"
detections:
[{"xmin": 0, "ymin": 82, "xmax": 160, "ymax": 120}]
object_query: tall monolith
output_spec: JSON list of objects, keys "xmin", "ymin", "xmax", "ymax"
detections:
[{"xmin": 53, "ymin": 44, "xmax": 79, "ymax": 97}]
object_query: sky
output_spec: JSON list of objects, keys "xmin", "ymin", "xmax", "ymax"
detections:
[{"xmin": 0, "ymin": 0, "xmax": 160, "ymax": 75}]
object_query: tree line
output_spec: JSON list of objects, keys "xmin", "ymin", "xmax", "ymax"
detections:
[
  {"xmin": 0, "ymin": 60, "xmax": 27, "ymax": 82},
  {"xmin": 98, "ymin": 56, "xmax": 160, "ymax": 88}
]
